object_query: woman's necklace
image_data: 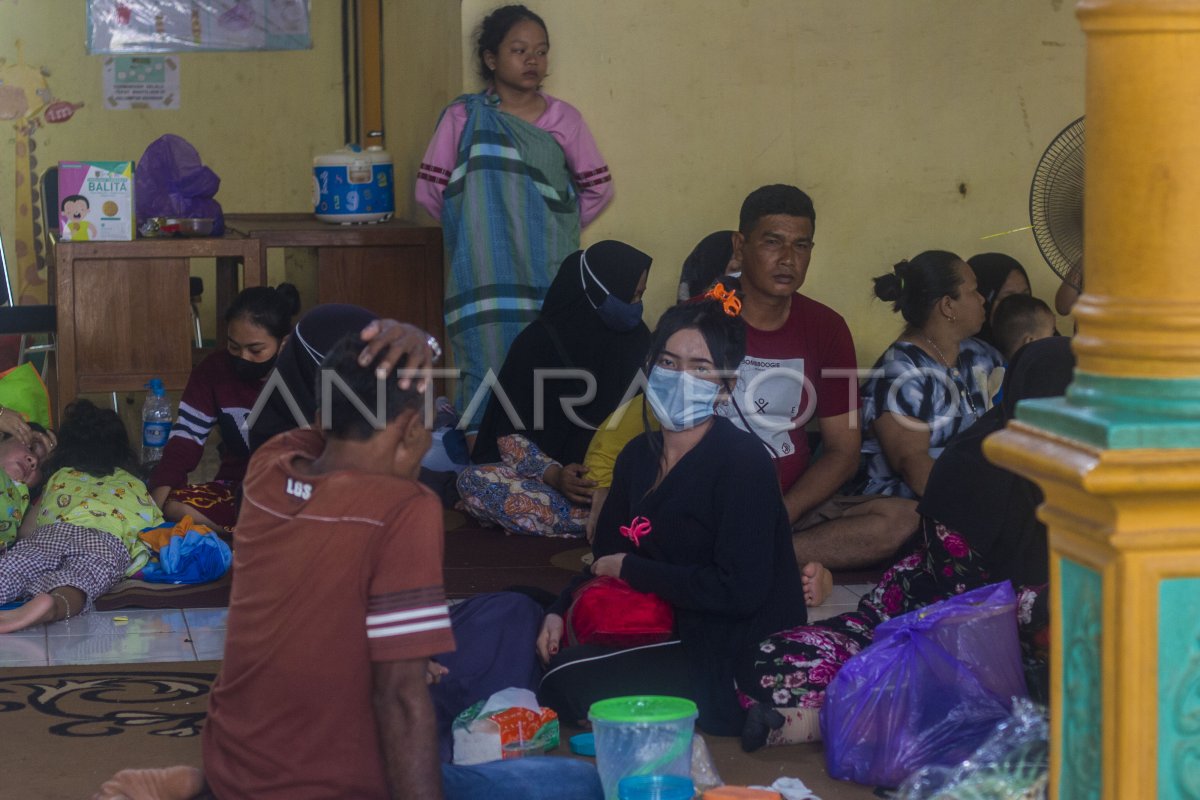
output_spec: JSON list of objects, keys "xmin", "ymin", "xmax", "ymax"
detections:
[{"xmin": 921, "ymin": 334, "xmax": 979, "ymax": 418}]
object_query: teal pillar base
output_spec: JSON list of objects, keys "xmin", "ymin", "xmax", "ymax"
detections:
[
  {"xmin": 1015, "ymin": 371, "xmax": 1200, "ymax": 450},
  {"xmin": 1158, "ymin": 578, "xmax": 1200, "ymax": 800},
  {"xmin": 1060, "ymin": 558, "xmax": 1102, "ymax": 800}
]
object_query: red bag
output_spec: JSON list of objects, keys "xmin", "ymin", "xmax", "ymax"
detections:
[{"xmin": 565, "ymin": 576, "xmax": 675, "ymax": 648}]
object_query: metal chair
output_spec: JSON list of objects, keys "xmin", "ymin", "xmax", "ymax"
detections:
[{"xmin": 0, "ymin": 224, "xmax": 56, "ymax": 381}]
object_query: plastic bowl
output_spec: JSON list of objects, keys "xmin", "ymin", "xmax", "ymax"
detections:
[
  {"xmin": 139, "ymin": 217, "xmax": 215, "ymax": 237},
  {"xmin": 569, "ymin": 732, "xmax": 596, "ymax": 757},
  {"xmin": 617, "ymin": 774, "xmax": 696, "ymax": 799}
]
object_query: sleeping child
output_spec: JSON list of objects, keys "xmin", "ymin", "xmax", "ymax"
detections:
[
  {"xmin": 0, "ymin": 435, "xmax": 40, "ymax": 551},
  {"xmin": 0, "ymin": 400, "xmax": 163, "ymax": 634}
]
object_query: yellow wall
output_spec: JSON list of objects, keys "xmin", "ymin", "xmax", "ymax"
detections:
[
  {"xmin": 0, "ymin": 0, "xmax": 344, "ymax": 313},
  {"xmin": 438, "ymin": 0, "xmax": 1085, "ymax": 365},
  {"xmin": 2, "ymin": 1, "xmax": 1086, "ymax": 368},
  {"xmin": 383, "ymin": 0, "xmax": 461, "ymax": 222}
]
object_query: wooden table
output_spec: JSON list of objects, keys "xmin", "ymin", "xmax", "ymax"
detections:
[
  {"xmin": 225, "ymin": 214, "xmax": 445, "ymax": 347},
  {"xmin": 52, "ymin": 235, "xmax": 265, "ymax": 418},
  {"xmin": 51, "ymin": 216, "xmax": 443, "ymax": 418}
]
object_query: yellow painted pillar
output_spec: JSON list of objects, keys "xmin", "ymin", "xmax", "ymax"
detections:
[{"xmin": 986, "ymin": 2, "xmax": 1200, "ymax": 798}]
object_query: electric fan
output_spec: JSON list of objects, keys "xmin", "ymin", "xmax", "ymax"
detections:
[{"xmin": 1029, "ymin": 115, "xmax": 1084, "ymax": 290}]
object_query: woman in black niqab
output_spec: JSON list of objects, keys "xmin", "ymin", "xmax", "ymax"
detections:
[{"xmin": 462, "ymin": 240, "xmax": 652, "ymax": 537}]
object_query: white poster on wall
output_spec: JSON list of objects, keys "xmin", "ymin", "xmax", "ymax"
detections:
[
  {"xmin": 87, "ymin": 0, "xmax": 311, "ymax": 54},
  {"xmin": 103, "ymin": 56, "xmax": 180, "ymax": 110}
]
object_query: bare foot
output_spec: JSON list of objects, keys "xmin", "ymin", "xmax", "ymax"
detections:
[
  {"xmin": 0, "ymin": 593, "xmax": 55, "ymax": 633},
  {"xmin": 91, "ymin": 766, "xmax": 206, "ymax": 800},
  {"xmin": 801, "ymin": 562, "xmax": 833, "ymax": 607}
]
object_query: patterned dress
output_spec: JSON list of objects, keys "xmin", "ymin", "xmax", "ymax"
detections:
[
  {"xmin": 746, "ymin": 518, "xmax": 1047, "ymax": 713},
  {"xmin": 457, "ymin": 434, "xmax": 588, "ymax": 538}
]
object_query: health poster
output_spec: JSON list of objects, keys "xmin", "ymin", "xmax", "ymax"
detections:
[{"xmin": 103, "ymin": 56, "xmax": 180, "ymax": 109}]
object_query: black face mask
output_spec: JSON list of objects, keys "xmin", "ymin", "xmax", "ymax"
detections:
[{"xmin": 230, "ymin": 354, "xmax": 277, "ymax": 382}]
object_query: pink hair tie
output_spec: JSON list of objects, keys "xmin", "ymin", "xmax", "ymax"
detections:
[{"xmin": 620, "ymin": 516, "xmax": 652, "ymax": 548}]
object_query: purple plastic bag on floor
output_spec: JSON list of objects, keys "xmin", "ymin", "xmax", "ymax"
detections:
[
  {"xmin": 819, "ymin": 582, "xmax": 1028, "ymax": 787},
  {"xmin": 135, "ymin": 134, "xmax": 225, "ymax": 235}
]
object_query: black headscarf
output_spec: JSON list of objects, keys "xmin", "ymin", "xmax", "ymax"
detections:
[
  {"xmin": 967, "ymin": 253, "xmax": 1031, "ymax": 348},
  {"xmin": 677, "ymin": 230, "xmax": 736, "ymax": 301},
  {"xmin": 472, "ymin": 241, "xmax": 653, "ymax": 466},
  {"xmin": 248, "ymin": 304, "xmax": 377, "ymax": 452},
  {"xmin": 917, "ymin": 336, "xmax": 1075, "ymax": 587}
]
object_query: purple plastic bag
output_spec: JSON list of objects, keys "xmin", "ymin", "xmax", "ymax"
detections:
[
  {"xmin": 819, "ymin": 582, "xmax": 1029, "ymax": 787},
  {"xmin": 135, "ymin": 134, "xmax": 225, "ymax": 235}
]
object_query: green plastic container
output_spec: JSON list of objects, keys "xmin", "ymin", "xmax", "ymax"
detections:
[{"xmin": 589, "ymin": 696, "xmax": 698, "ymax": 800}]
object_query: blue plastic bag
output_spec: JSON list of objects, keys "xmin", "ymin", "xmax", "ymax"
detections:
[
  {"xmin": 820, "ymin": 582, "xmax": 1029, "ymax": 787},
  {"xmin": 141, "ymin": 529, "xmax": 232, "ymax": 585}
]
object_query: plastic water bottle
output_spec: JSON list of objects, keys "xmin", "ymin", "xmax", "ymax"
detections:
[{"xmin": 141, "ymin": 379, "xmax": 172, "ymax": 465}]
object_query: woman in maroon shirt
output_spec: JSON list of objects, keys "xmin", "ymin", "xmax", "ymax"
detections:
[{"xmin": 147, "ymin": 284, "xmax": 299, "ymax": 533}]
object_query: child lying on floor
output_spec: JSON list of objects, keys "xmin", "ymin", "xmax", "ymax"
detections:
[{"xmin": 0, "ymin": 400, "xmax": 162, "ymax": 633}]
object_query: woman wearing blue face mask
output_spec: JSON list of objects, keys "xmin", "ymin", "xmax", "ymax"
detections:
[
  {"xmin": 148, "ymin": 284, "xmax": 300, "ymax": 533},
  {"xmin": 535, "ymin": 299, "xmax": 811, "ymax": 736},
  {"xmin": 459, "ymin": 240, "xmax": 651, "ymax": 537}
]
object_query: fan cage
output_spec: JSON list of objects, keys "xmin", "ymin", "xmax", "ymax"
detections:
[{"xmin": 1029, "ymin": 116, "xmax": 1085, "ymax": 290}]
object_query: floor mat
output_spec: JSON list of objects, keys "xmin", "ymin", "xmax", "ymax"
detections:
[
  {"xmin": 95, "ymin": 573, "xmax": 233, "ymax": 611},
  {"xmin": 443, "ymin": 524, "xmax": 584, "ymax": 599},
  {"xmin": 548, "ymin": 722, "xmax": 880, "ymax": 799},
  {"xmin": 0, "ymin": 662, "xmax": 213, "ymax": 799},
  {"xmin": 0, "ymin": 661, "xmax": 880, "ymax": 800}
]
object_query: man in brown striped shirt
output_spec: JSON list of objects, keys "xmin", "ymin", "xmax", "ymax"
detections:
[
  {"xmin": 202, "ymin": 335, "xmax": 454, "ymax": 799},
  {"xmin": 94, "ymin": 334, "xmax": 604, "ymax": 799}
]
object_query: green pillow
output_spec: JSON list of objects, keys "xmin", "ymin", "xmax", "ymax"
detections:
[{"xmin": 0, "ymin": 362, "xmax": 52, "ymax": 430}]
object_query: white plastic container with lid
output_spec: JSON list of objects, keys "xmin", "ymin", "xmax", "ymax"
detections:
[{"xmin": 313, "ymin": 145, "xmax": 395, "ymax": 224}]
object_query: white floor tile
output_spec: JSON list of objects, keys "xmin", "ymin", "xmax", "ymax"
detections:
[
  {"xmin": 183, "ymin": 608, "xmax": 228, "ymax": 632},
  {"xmin": 46, "ymin": 609, "xmax": 188, "ymax": 637},
  {"xmin": 190, "ymin": 629, "xmax": 226, "ymax": 661},
  {"xmin": 48, "ymin": 632, "xmax": 197, "ymax": 665},
  {"xmin": 0, "ymin": 634, "xmax": 49, "ymax": 666},
  {"xmin": 826, "ymin": 585, "xmax": 862, "ymax": 607},
  {"xmin": 807, "ymin": 603, "xmax": 857, "ymax": 624},
  {"xmin": 2, "ymin": 622, "xmax": 47, "ymax": 638}
]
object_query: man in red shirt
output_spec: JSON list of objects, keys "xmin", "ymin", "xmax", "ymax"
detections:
[{"xmin": 719, "ymin": 185, "xmax": 917, "ymax": 571}]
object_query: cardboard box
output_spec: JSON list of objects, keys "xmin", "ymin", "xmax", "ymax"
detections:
[{"xmin": 57, "ymin": 161, "xmax": 135, "ymax": 241}]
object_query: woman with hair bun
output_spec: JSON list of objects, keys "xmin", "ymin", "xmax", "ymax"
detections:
[
  {"xmin": 148, "ymin": 283, "xmax": 301, "ymax": 533},
  {"xmin": 858, "ymin": 251, "xmax": 1002, "ymax": 499}
]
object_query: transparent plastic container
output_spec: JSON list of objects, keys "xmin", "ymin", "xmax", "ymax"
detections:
[{"xmin": 589, "ymin": 696, "xmax": 698, "ymax": 800}]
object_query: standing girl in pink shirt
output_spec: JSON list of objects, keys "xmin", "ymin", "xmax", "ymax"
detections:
[{"xmin": 416, "ymin": 4, "xmax": 613, "ymax": 434}]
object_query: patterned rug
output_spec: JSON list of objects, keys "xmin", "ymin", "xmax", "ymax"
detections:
[
  {"xmin": 0, "ymin": 661, "xmax": 879, "ymax": 799},
  {"xmin": 0, "ymin": 662, "xmax": 212, "ymax": 799}
]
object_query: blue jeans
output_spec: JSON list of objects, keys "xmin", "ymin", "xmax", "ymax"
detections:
[{"xmin": 442, "ymin": 756, "xmax": 603, "ymax": 800}]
